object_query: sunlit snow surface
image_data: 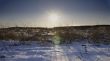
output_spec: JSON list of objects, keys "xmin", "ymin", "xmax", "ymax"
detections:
[{"xmin": 0, "ymin": 41, "xmax": 110, "ymax": 61}]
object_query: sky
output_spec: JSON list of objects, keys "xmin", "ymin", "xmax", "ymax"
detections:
[{"xmin": 0, "ymin": 0, "xmax": 110, "ymax": 27}]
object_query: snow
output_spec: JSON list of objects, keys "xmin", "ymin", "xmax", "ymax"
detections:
[{"xmin": 0, "ymin": 41, "xmax": 110, "ymax": 61}]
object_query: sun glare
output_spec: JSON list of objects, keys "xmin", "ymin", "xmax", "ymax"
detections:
[
  {"xmin": 47, "ymin": 11, "xmax": 61, "ymax": 27},
  {"xmin": 48, "ymin": 13, "xmax": 59, "ymax": 21}
]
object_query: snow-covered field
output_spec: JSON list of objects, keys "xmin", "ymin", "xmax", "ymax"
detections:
[{"xmin": 0, "ymin": 41, "xmax": 110, "ymax": 61}]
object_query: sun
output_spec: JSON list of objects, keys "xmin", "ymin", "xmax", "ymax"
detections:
[
  {"xmin": 47, "ymin": 12, "xmax": 60, "ymax": 27},
  {"xmin": 48, "ymin": 12, "xmax": 59, "ymax": 21}
]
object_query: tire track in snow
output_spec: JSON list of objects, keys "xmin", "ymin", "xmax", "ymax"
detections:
[{"xmin": 52, "ymin": 45, "xmax": 69, "ymax": 61}]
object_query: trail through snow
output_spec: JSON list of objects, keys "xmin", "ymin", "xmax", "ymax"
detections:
[
  {"xmin": 52, "ymin": 45, "xmax": 69, "ymax": 61},
  {"xmin": 0, "ymin": 41, "xmax": 110, "ymax": 61}
]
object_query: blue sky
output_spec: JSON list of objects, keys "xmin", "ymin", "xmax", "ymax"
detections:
[{"xmin": 0, "ymin": 0, "xmax": 110, "ymax": 27}]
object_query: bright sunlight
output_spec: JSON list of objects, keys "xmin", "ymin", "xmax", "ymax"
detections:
[{"xmin": 48, "ymin": 12, "xmax": 60, "ymax": 21}]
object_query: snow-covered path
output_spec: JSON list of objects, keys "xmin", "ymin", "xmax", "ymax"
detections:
[
  {"xmin": 52, "ymin": 45, "xmax": 69, "ymax": 61},
  {"xmin": 0, "ymin": 41, "xmax": 110, "ymax": 61},
  {"xmin": 51, "ymin": 45, "xmax": 83, "ymax": 61}
]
